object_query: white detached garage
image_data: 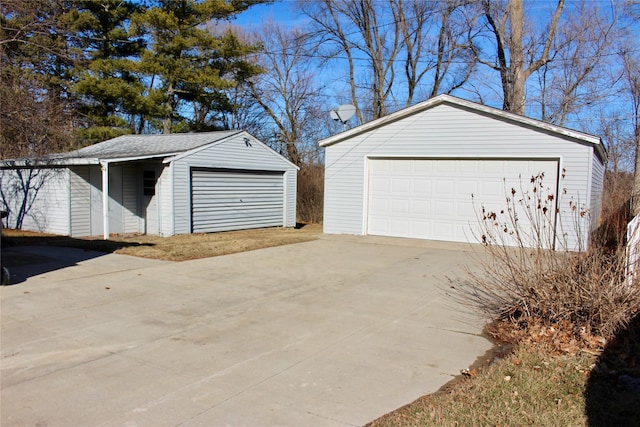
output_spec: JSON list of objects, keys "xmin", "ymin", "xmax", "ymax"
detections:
[
  {"xmin": 320, "ymin": 95, "xmax": 606, "ymax": 250},
  {"xmin": 1, "ymin": 131, "xmax": 297, "ymax": 238}
]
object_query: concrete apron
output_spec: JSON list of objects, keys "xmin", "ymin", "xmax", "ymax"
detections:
[{"xmin": 0, "ymin": 236, "xmax": 493, "ymax": 427}]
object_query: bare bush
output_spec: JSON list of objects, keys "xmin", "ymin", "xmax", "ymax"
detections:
[
  {"xmin": 595, "ymin": 171, "xmax": 634, "ymax": 248},
  {"xmin": 297, "ymin": 164, "xmax": 324, "ymax": 224},
  {"xmin": 464, "ymin": 173, "xmax": 640, "ymax": 340}
]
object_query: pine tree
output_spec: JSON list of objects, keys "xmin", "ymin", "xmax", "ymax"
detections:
[
  {"xmin": 134, "ymin": 0, "xmax": 265, "ymax": 134},
  {"xmin": 71, "ymin": 0, "xmax": 148, "ymax": 143}
]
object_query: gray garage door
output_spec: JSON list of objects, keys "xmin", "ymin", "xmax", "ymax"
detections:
[{"xmin": 191, "ymin": 169, "xmax": 284, "ymax": 233}]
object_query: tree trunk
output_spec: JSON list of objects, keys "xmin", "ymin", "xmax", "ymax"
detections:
[
  {"xmin": 482, "ymin": 0, "xmax": 564, "ymax": 116},
  {"xmin": 507, "ymin": 0, "xmax": 526, "ymax": 115},
  {"xmin": 163, "ymin": 93, "xmax": 173, "ymax": 135}
]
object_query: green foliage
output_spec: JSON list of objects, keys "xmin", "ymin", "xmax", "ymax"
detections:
[
  {"xmin": 1, "ymin": 0, "xmax": 268, "ymax": 156},
  {"xmin": 70, "ymin": 0, "xmax": 148, "ymax": 142},
  {"xmin": 135, "ymin": 0, "xmax": 265, "ymax": 133}
]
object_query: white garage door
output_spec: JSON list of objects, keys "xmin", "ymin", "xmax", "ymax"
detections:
[
  {"xmin": 367, "ymin": 159, "xmax": 559, "ymax": 245},
  {"xmin": 191, "ymin": 169, "xmax": 284, "ymax": 233}
]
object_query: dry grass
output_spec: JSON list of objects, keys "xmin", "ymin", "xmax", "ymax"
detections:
[
  {"xmin": 368, "ymin": 342, "xmax": 595, "ymax": 427},
  {"xmin": 369, "ymin": 314, "xmax": 640, "ymax": 427},
  {"xmin": 2, "ymin": 223, "xmax": 322, "ymax": 261}
]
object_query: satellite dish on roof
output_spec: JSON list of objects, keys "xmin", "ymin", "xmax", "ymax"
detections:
[{"xmin": 330, "ymin": 104, "xmax": 356, "ymax": 128}]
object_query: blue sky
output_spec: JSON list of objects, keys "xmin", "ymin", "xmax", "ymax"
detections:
[
  {"xmin": 226, "ymin": 0, "xmax": 638, "ymax": 140},
  {"xmin": 232, "ymin": 1, "xmax": 304, "ymax": 28}
]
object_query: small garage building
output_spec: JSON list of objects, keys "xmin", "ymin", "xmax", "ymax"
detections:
[
  {"xmin": 319, "ymin": 95, "xmax": 606, "ymax": 250},
  {"xmin": 0, "ymin": 131, "xmax": 297, "ymax": 238}
]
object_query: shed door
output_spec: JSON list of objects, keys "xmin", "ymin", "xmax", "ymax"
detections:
[
  {"xmin": 367, "ymin": 159, "xmax": 559, "ymax": 245},
  {"xmin": 191, "ymin": 169, "xmax": 284, "ymax": 233}
]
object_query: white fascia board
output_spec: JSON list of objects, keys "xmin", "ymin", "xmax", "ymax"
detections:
[
  {"xmin": 98, "ymin": 154, "xmax": 181, "ymax": 164},
  {"xmin": 1, "ymin": 153, "xmax": 179, "ymax": 168},
  {"xmin": 0, "ymin": 157, "xmax": 99, "ymax": 168}
]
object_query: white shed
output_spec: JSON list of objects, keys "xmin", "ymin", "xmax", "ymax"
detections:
[
  {"xmin": 0, "ymin": 131, "xmax": 298, "ymax": 238},
  {"xmin": 319, "ymin": 95, "xmax": 606, "ymax": 250}
]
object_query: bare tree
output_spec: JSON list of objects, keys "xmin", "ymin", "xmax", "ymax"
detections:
[
  {"xmin": 397, "ymin": 0, "xmax": 475, "ymax": 106},
  {"xmin": 300, "ymin": 0, "xmax": 402, "ymax": 122},
  {"xmin": 532, "ymin": 2, "xmax": 615, "ymax": 126},
  {"xmin": 301, "ymin": 0, "xmax": 477, "ymax": 121},
  {"xmin": 619, "ymin": 47, "xmax": 640, "ymax": 213},
  {"xmin": 472, "ymin": 0, "xmax": 565, "ymax": 115},
  {"xmin": 0, "ymin": 69, "xmax": 77, "ymax": 159},
  {"xmin": 1, "ymin": 0, "xmax": 80, "ymax": 158},
  {"xmin": 246, "ymin": 21, "xmax": 327, "ymax": 167}
]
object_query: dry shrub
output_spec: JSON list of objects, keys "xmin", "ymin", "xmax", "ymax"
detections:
[
  {"xmin": 465, "ymin": 173, "xmax": 640, "ymax": 341},
  {"xmin": 297, "ymin": 163, "xmax": 324, "ymax": 223},
  {"xmin": 595, "ymin": 170, "xmax": 633, "ymax": 248}
]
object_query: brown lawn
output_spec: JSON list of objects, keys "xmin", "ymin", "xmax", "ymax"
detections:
[{"xmin": 1, "ymin": 223, "xmax": 322, "ymax": 261}]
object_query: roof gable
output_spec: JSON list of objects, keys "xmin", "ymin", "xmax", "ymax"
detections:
[
  {"xmin": 166, "ymin": 131, "xmax": 299, "ymax": 170},
  {"xmin": 318, "ymin": 95, "xmax": 605, "ymax": 161}
]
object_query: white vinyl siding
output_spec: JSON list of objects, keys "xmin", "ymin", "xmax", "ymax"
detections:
[
  {"xmin": 284, "ymin": 170, "xmax": 296, "ymax": 227},
  {"xmin": 69, "ymin": 166, "xmax": 91, "ymax": 236},
  {"xmin": 0, "ymin": 168, "xmax": 70, "ymax": 235},
  {"xmin": 107, "ymin": 165, "xmax": 124, "ymax": 234},
  {"xmin": 89, "ymin": 165, "xmax": 103, "ymax": 236},
  {"xmin": 589, "ymin": 149, "xmax": 605, "ymax": 232},
  {"xmin": 157, "ymin": 164, "xmax": 172, "ymax": 236},
  {"xmin": 367, "ymin": 158, "xmax": 559, "ymax": 247},
  {"xmin": 122, "ymin": 164, "xmax": 140, "ymax": 234},
  {"xmin": 191, "ymin": 169, "xmax": 284, "ymax": 233},
  {"xmin": 171, "ymin": 133, "xmax": 297, "ymax": 235},
  {"xmin": 324, "ymin": 104, "xmax": 602, "ymax": 250}
]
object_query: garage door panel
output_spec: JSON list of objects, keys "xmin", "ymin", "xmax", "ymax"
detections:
[
  {"xmin": 367, "ymin": 159, "xmax": 558, "ymax": 246},
  {"xmin": 455, "ymin": 201, "xmax": 476, "ymax": 217},
  {"xmin": 391, "ymin": 199, "xmax": 410, "ymax": 215},
  {"xmin": 391, "ymin": 178, "xmax": 411, "ymax": 194},
  {"xmin": 414, "ymin": 161, "xmax": 432, "ymax": 173},
  {"xmin": 389, "ymin": 219, "xmax": 410, "ymax": 234},
  {"xmin": 433, "ymin": 179, "xmax": 454, "ymax": 194},
  {"xmin": 457, "ymin": 180, "xmax": 478, "ymax": 195},
  {"xmin": 412, "ymin": 200, "xmax": 430, "ymax": 215},
  {"xmin": 413, "ymin": 178, "xmax": 432, "ymax": 195},
  {"xmin": 434, "ymin": 200, "xmax": 455, "ymax": 217},
  {"xmin": 434, "ymin": 161, "xmax": 454, "ymax": 173},
  {"xmin": 370, "ymin": 177, "xmax": 389, "ymax": 192},
  {"xmin": 191, "ymin": 169, "xmax": 284, "ymax": 233},
  {"xmin": 391, "ymin": 161, "xmax": 411, "ymax": 172}
]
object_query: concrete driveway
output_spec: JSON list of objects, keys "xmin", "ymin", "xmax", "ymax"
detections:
[{"xmin": 1, "ymin": 235, "xmax": 493, "ymax": 427}]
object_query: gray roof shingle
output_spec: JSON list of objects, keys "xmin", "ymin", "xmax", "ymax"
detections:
[{"xmin": 55, "ymin": 131, "xmax": 241, "ymax": 161}]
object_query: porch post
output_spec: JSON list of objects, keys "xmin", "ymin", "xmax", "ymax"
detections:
[{"xmin": 101, "ymin": 161, "xmax": 110, "ymax": 239}]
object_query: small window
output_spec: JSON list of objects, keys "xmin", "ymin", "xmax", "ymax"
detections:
[{"xmin": 143, "ymin": 171, "xmax": 155, "ymax": 196}]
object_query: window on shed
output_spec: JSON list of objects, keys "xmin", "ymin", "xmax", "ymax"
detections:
[{"xmin": 143, "ymin": 171, "xmax": 155, "ymax": 196}]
